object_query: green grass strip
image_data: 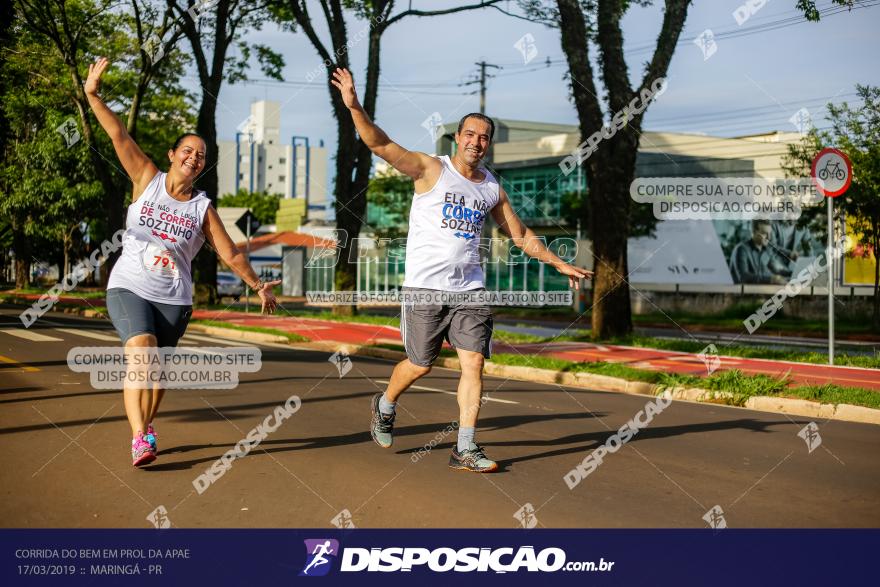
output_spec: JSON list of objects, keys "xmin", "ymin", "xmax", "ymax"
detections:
[
  {"xmin": 191, "ymin": 320, "xmax": 310, "ymax": 343},
  {"xmin": 489, "ymin": 353, "xmax": 879, "ymax": 410}
]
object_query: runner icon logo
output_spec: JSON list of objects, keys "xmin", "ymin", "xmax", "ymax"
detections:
[
  {"xmin": 697, "ymin": 344, "xmax": 721, "ymax": 375},
  {"xmin": 146, "ymin": 505, "xmax": 171, "ymax": 529},
  {"xmin": 56, "ymin": 117, "xmax": 81, "ymax": 147},
  {"xmin": 693, "ymin": 29, "xmax": 717, "ymax": 61},
  {"xmin": 789, "ymin": 107, "xmax": 813, "ymax": 135},
  {"xmin": 331, "ymin": 509, "xmax": 356, "ymax": 529},
  {"xmin": 514, "ymin": 503, "xmax": 538, "ymax": 529},
  {"xmin": 513, "ymin": 33, "xmax": 538, "ymax": 65},
  {"xmin": 798, "ymin": 422, "xmax": 822, "ymax": 453},
  {"xmin": 702, "ymin": 505, "xmax": 727, "ymax": 530},
  {"xmin": 421, "ymin": 112, "xmax": 444, "ymax": 142},
  {"xmin": 300, "ymin": 539, "xmax": 340, "ymax": 577},
  {"xmin": 329, "ymin": 351, "xmax": 353, "ymax": 378}
]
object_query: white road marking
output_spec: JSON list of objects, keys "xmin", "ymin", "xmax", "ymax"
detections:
[
  {"xmin": 0, "ymin": 328, "xmax": 63, "ymax": 342},
  {"xmin": 180, "ymin": 333, "xmax": 242, "ymax": 345},
  {"xmin": 54, "ymin": 328, "xmax": 118, "ymax": 342},
  {"xmin": 179, "ymin": 347, "xmax": 225, "ymax": 356}
]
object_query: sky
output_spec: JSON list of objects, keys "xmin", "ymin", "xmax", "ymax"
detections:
[{"xmin": 187, "ymin": 0, "xmax": 880, "ymax": 188}]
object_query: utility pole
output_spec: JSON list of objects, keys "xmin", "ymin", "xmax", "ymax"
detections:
[{"xmin": 461, "ymin": 61, "xmax": 502, "ymax": 114}]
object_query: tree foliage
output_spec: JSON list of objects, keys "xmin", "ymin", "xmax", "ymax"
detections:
[
  {"xmin": 366, "ymin": 170, "xmax": 413, "ymax": 241},
  {"xmin": 521, "ymin": 0, "xmax": 859, "ymax": 339},
  {"xmin": 2, "ymin": 3, "xmax": 196, "ymax": 287},
  {"xmin": 783, "ymin": 85, "xmax": 880, "ymax": 328},
  {"xmin": 218, "ymin": 189, "xmax": 282, "ymax": 226}
]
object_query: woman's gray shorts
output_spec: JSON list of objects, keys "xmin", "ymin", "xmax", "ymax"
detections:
[{"xmin": 106, "ymin": 288, "xmax": 192, "ymax": 347}]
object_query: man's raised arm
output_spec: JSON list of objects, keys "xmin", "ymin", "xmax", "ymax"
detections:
[
  {"xmin": 331, "ymin": 68, "xmax": 438, "ymax": 184},
  {"xmin": 491, "ymin": 188, "xmax": 593, "ymax": 289}
]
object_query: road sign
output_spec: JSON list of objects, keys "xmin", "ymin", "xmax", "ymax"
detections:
[
  {"xmin": 235, "ymin": 210, "xmax": 261, "ymax": 236},
  {"xmin": 811, "ymin": 147, "xmax": 852, "ymax": 198},
  {"xmin": 235, "ymin": 210, "xmax": 261, "ymax": 314},
  {"xmin": 810, "ymin": 147, "xmax": 852, "ymax": 366}
]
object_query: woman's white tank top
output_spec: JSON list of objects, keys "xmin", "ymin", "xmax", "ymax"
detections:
[{"xmin": 107, "ymin": 172, "xmax": 210, "ymax": 305}]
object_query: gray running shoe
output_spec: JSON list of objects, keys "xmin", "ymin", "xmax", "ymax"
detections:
[
  {"xmin": 449, "ymin": 442, "xmax": 498, "ymax": 473},
  {"xmin": 370, "ymin": 393, "xmax": 395, "ymax": 448}
]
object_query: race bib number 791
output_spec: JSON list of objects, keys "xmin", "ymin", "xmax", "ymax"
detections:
[{"xmin": 143, "ymin": 243, "xmax": 180, "ymax": 278}]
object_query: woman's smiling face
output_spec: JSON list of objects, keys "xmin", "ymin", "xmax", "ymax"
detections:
[{"xmin": 168, "ymin": 135, "xmax": 206, "ymax": 178}]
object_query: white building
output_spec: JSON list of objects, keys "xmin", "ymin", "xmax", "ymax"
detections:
[{"xmin": 217, "ymin": 100, "xmax": 330, "ymax": 221}]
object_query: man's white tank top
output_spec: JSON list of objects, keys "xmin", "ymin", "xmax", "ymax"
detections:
[
  {"xmin": 107, "ymin": 172, "xmax": 210, "ymax": 305},
  {"xmin": 403, "ymin": 156, "xmax": 500, "ymax": 291}
]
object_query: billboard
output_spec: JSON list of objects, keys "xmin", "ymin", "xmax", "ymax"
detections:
[
  {"xmin": 628, "ymin": 219, "xmax": 826, "ymax": 286},
  {"xmin": 843, "ymin": 215, "xmax": 878, "ymax": 286}
]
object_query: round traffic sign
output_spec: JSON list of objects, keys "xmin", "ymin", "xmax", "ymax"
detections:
[{"xmin": 810, "ymin": 147, "xmax": 852, "ymax": 198}]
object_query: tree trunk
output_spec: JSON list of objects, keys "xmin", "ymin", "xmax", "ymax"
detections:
[
  {"xmin": 330, "ymin": 19, "xmax": 383, "ymax": 316},
  {"xmin": 554, "ymin": 0, "xmax": 689, "ymax": 339},
  {"xmin": 872, "ymin": 229, "xmax": 879, "ymax": 331},
  {"xmin": 12, "ymin": 220, "xmax": 30, "ymax": 289},
  {"xmin": 586, "ymin": 138, "xmax": 637, "ymax": 339},
  {"xmin": 63, "ymin": 235, "xmax": 71, "ymax": 280},
  {"xmin": 191, "ymin": 81, "xmax": 221, "ymax": 306},
  {"xmin": 69, "ymin": 76, "xmax": 124, "ymax": 271},
  {"xmin": 126, "ymin": 75, "xmax": 149, "ymax": 140},
  {"xmin": 331, "ymin": 108, "xmax": 361, "ymax": 316}
]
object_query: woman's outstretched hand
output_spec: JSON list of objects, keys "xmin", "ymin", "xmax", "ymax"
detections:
[
  {"xmin": 257, "ymin": 280, "xmax": 282, "ymax": 314},
  {"xmin": 85, "ymin": 57, "xmax": 109, "ymax": 97}
]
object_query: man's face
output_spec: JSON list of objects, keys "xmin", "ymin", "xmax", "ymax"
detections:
[
  {"xmin": 752, "ymin": 224, "xmax": 771, "ymax": 247},
  {"xmin": 454, "ymin": 117, "xmax": 492, "ymax": 166}
]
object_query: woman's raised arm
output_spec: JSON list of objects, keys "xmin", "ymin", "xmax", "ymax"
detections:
[{"xmin": 84, "ymin": 57, "xmax": 158, "ymax": 197}]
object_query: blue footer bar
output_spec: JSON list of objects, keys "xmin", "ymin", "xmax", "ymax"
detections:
[{"xmin": 2, "ymin": 529, "xmax": 876, "ymax": 585}]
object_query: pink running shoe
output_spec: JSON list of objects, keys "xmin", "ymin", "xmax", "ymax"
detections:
[
  {"xmin": 132, "ymin": 433, "xmax": 156, "ymax": 467},
  {"xmin": 145, "ymin": 424, "xmax": 158, "ymax": 452}
]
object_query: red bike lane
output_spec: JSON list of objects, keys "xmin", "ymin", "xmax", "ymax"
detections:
[{"xmin": 193, "ymin": 309, "xmax": 880, "ymax": 391}]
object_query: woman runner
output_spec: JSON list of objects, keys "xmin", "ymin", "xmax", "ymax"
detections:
[{"xmin": 85, "ymin": 57, "xmax": 280, "ymax": 467}]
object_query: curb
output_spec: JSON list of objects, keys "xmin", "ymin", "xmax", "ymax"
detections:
[
  {"xmin": 187, "ymin": 323, "xmax": 290, "ymax": 343},
  {"xmin": 276, "ymin": 339, "xmax": 880, "ymax": 427},
  {"xmin": 22, "ymin": 303, "xmax": 880, "ymax": 426}
]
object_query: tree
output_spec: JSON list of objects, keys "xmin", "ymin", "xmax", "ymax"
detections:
[
  {"xmin": 14, "ymin": 0, "xmax": 127, "ymax": 269},
  {"xmin": 366, "ymin": 170, "xmax": 413, "ymax": 241},
  {"xmin": 124, "ymin": 0, "xmax": 188, "ymax": 141},
  {"xmin": 521, "ymin": 0, "xmax": 855, "ymax": 339},
  {"xmin": 4, "ymin": 3, "xmax": 196, "ymax": 288},
  {"xmin": 0, "ymin": 26, "xmax": 103, "ymax": 288},
  {"xmin": 218, "ymin": 189, "xmax": 282, "ymax": 225},
  {"xmin": 783, "ymin": 85, "xmax": 880, "ymax": 330},
  {"xmin": 166, "ymin": 0, "xmax": 284, "ymax": 304},
  {"xmin": 273, "ymin": 0, "xmax": 504, "ymax": 315},
  {"xmin": 13, "ymin": 0, "xmax": 196, "ymax": 276},
  {"xmin": 0, "ymin": 0, "xmax": 15, "ymax": 285}
]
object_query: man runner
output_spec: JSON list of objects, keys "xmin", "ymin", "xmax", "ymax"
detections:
[{"xmin": 331, "ymin": 68, "xmax": 592, "ymax": 473}]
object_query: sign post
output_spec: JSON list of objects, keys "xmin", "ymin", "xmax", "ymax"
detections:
[
  {"xmin": 810, "ymin": 147, "xmax": 853, "ymax": 366},
  {"xmin": 236, "ymin": 210, "xmax": 262, "ymax": 313}
]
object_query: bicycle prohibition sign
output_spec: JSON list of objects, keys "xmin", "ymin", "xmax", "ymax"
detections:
[{"xmin": 811, "ymin": 147, "xmax": 852, "ymax": 197}]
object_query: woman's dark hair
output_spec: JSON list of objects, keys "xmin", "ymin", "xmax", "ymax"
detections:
[
  {"xmin": 457, "ymin": 113, "xmax": 495, "ymax": 141},
  {"xmin": 171, "ymin": 132, "xmax": 206, "ymax": 151}
]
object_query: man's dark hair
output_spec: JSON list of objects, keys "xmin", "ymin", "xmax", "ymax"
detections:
[
  {"xmin": 172, "ymin": 132, "xmax": 206, "ymax": 151},
  {"xmin": 751, "ymin": 219, "xmax": 772, "ymax": 232},
  {"xmin": 457, "ymin": 113, "xmax": 495, "ymax": 141}
]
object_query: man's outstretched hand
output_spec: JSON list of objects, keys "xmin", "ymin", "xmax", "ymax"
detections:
[
  {"xmin": 555, "ymin": 263, "xmax": 594, "ymax": 290},
  {"xmin": 330, "ymin": 68, "xmax": 360, "ymax": 110}
]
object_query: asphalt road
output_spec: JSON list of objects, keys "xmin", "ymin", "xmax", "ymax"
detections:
[{"xmin": 0, "ymin": 305, "xmax": 878, "ymax": 529}]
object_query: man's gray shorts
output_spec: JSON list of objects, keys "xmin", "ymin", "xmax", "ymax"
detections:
[{"xmin": 401, "ymin": 287, "xmax": 493, "ymax": 367}]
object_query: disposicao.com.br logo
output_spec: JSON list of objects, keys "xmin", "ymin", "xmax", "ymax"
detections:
[
  {"xmin": 300, "ymin": 539, "xmax": 339, "ymax": 577},
  {"xmin": 300, "ymin": 542, "xmax": 614, "ymax": 575}
]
